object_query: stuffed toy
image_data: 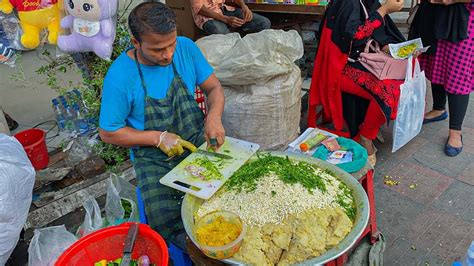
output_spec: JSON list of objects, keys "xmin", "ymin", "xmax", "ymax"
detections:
[
  {"xmin": 57, "ymin": 0, "xmax": 118, "ymax": 60},
  {"xmin": 0, "ymin": 0, "xmax": 61, "ymax": 49}
]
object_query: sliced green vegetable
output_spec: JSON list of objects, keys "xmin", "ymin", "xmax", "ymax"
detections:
[{"xmin": 225, "ymin": 153, "xmax": 327, "ymax": 193}]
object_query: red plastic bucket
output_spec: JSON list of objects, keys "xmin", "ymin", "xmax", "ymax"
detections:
[
  {"xmin": 56, "ymin": 223, "xmax": 169, "ymax": 266},
  {"xmin": 14, "ymin": 128, "xmax": 49, "ymax": 170}
]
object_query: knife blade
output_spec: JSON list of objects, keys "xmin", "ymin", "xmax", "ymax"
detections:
[
  {"xmin": 195, "ymin": 149, "xmax": 233, "ymax": 160},
  {"xmin": 120, "ymin": 223, "xmax": 139, "ymax": 266}
]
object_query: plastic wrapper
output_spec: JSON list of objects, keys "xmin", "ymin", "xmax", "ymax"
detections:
[
  {"xmin": 105, "ymin": 174, "xmax": 139, "ymax": 226},
  {"xmin": 0, "ymin": 134, "xmax": 35, "ymax": 265},
  {"xmin": 27, "ymin": 225, "xmax": 77, "ymax": 266},
  {"xmin": 0, "ymin": 12, "xmax": 18, "ymax": 65},
  {"xmin": 0, "ymin": 0, "xmax": 62, "ymax": 49},
  {"xmin": 57, "ymin": 0, "xmax": 119, "ymax": 60},
  {"xmin": 76, "ymin": 196, "xmax": 103, "ymax": 238},
  {"xmin": 392, "ymin": 57, "xmax": 426, "ymax": 153}
]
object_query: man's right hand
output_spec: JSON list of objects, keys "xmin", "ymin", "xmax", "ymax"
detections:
[
  {"xmin": 225, "ymin": 16, "xmax": 245, "ymax": 28},
  {"xmin": 157, "ymin": 132, "xmax": 197, "ymax": 158},
  {"xmin": 380, "ymin": 0, "xmax": 405, "ymax": 15}
]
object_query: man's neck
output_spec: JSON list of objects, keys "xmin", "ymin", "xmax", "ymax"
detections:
[{"xmin": 127, "ymin": 48, "xmax": 154, "ymax": 66}]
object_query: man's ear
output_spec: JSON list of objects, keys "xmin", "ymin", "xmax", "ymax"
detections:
[{"xmin": 131, "ymin": 37, "xmax": 140, "ymax": 49}]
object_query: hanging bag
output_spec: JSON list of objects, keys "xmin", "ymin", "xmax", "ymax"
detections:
[
  {"xmin": 355, "ymin": 0, "xmax": 407, "ymax": 80},
  {"xmin": 392, "ymin": 56, "xmax": 426, "ymax": 152},
  {"xmin": 359, "ymin": 39, "xmax": 408, "ymax": 80}
]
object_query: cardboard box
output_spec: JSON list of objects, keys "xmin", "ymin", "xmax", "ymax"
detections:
[{"xmin": 167, "ymin": 0, "xmax": 204, "ymax": 40}]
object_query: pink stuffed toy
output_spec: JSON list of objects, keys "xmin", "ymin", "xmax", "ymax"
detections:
[{"xmin": 58, "ymin": 0, "xmax": 118, "ymax": 60}]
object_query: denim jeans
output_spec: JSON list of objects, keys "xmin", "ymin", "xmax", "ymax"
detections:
[{"xmin": 202, "ymin": 7, "xmax": 271, "ymax": 35}]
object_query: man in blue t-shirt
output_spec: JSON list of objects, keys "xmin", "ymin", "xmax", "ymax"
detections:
[{"xmin": 99, "ymin": 2, "xmax": 225, "ymax": 249}]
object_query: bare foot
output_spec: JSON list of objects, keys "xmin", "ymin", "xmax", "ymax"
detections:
[
  {"xmin": 448, "ymin": 129, "xmax": 462, "ymax": 148},
  {"xmin": 360, "ymin": 135, "xmax": 376, "ymax": 155},
  {"xmin": 425, "ymin": 110, "xmax": 446, "ymax": 119}
]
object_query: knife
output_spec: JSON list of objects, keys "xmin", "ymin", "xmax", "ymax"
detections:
[
  {"xmin": 195, "ymin": 149, "xmax": 233, "ymax": 160},
  {"xmin": 120, "ymin": 223, "xmax": 139, "ymax": 266}
]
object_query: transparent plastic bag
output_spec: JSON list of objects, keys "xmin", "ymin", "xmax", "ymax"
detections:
[
  {"xmin": 0, "ymin": 0, "xmax": 62, "ymax": 49},
  {"xmin": 0, "ymin": 13, "xmax": 18, "ymax": 66},
  {"xmin": 105, "ymin": 174, "xmax": 139, "ymax": 226},
  {"xmin": 57, "ymin": 0, "xmax": 119, "ymax": 60},
  {"xmin": 392, "ymin": 57, "xmax": 426, "ymax": 152},
  {"xmin": 66, "ymin": 137, "xmax": 93, "ymax": 166},
  {"xmin": 27, "ymin": 225, "xmax": 77, "ymax": 266},
  {"xmin": 0, "ymin": 134, "xmax": 35, "ymax": 265},
  {"xmin": 76, "ymin": 196, "xmax": 104, "ymax": 238}
]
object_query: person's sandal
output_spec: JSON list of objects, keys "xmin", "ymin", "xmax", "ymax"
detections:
[
  {"xmin": 423, "ymin": 111, "xmax": 448, "ymax": 124},
  {"xmin": 444, "ymin": 135, "xmax": 463, "ymax": 157}
]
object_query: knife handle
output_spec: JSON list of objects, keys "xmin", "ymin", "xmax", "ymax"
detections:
[{"xmin": 209, "ymin": 138, "xmax": 218, "ymax": 147}]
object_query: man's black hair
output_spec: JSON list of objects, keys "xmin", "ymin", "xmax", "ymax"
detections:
[{"xmin": 128, "ymin": 2, "xmax": 177, "ymax": 42}]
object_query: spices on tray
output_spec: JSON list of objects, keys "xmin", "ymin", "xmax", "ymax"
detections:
[{"xmin": 196, "ymin": 215, "xmax": 241, "ymax": 247}]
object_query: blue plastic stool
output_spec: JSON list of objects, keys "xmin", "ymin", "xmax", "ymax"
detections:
[{"xmin": 136, "ymin": 187, "xmax": 192, "ymax": 266}]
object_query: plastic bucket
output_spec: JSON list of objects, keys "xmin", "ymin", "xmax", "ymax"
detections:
[
  {"xmin": 55, "ymin": 223, "xmax": 169, "ymax": 266},
  {"xmin": 14, "ymin": 128, "xmax": 49, "ymax": 170}
]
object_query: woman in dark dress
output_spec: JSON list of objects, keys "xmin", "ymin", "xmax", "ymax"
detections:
[
  {"xmin": 308, "ymin": 0, "xmax": 405, "ymax": 166},
  {"xmin": 410, "ymin": 0, "xmax": 473, "ymax": 157}
]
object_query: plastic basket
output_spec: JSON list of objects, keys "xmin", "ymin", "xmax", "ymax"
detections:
[{"xmin": 55, "ymin": 223, "xmax": 168, "ymax": 266}]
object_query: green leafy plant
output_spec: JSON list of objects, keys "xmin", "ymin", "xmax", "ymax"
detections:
[{"xmin": 35, "ymin": 18, "xmax": 131, "ymax": 166}]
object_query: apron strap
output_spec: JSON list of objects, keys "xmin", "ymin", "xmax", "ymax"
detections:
[{"xmin": 134, "ymin": 49, "xmax": 148, "ymax": 96}]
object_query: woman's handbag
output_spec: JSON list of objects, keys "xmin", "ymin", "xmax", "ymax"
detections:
[{"xmin": 359, "ymin": 39, "xmax": 408, "ymax": 80}]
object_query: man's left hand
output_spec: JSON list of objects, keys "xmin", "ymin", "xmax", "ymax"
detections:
[
  {"xmin": 242, "ymin": 5, "xmax": 253, "ymax": 22},
  {"xmin": 205, "ymin": 114, "xmax": 226, "ymax": 151}
]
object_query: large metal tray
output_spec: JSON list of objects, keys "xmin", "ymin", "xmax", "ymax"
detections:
[{"xmin": 182, "ymin": 151, "xmax": 370, "ymax": 265}]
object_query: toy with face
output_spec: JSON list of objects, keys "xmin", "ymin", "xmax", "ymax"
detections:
[
  {"xmin": 0, "ymin": 0, "xmax": 62, "ymax": 49},
  {"xmin": 57, "ymin": 0, "xmax": 118, "ymax": 59}
]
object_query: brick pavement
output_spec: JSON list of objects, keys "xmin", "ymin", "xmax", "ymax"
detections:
[{"xmin": 375, "ymin": 95, "xmax": 474, "ymax": 265}]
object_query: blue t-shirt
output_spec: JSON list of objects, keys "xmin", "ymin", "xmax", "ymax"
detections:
[{"xmin": 99, "ymin": 36, "xmax": 213, "ymax": 132}]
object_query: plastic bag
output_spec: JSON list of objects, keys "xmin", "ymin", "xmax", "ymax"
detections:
[
  {"xmin": 105, "ymin": 174, "xmax": 139, "ymax": 226},
  {"xmin": 196, "ymin": 29, "xmax": 304, "ymax": 86},
  {"xmin": 66, "ymin": 137, "xmax": 93, "ymax": 166},
  {"xmin": 76, "ymin": 196, "xmax": 103, "ymax": 238},
  {"xmin": 0, "ymin": 0, "xmax": 61, "ymax": 49},
  {"xmin": 392, "ymin": 57, "xmax": 426, "ymax": 152},
  {"xmin": 28, "ymin": 225, "xmax": 77, "ymax": 266},
  {"xmin": 0, "ymin": 13, "xmax": 18, "ymax": 66},
  {"xmin": 57, "ymin": 0, "xmax": 119, "ymax": 60},
  {"xmin": 0, "ymin": 134, "xmax": 35, "ymax": 265}
]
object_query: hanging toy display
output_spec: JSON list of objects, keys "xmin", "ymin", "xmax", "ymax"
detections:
[
  {"xmin": 57, "ymin": 0, "xmax": 118, "ymax": 60},
  {"xmin": 0, "ymin": 0, "xmax": 62, "ymax": 49}
]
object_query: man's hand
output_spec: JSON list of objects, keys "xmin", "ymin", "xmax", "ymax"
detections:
[
  {"xmin": 225, "ymin": 16, "xmax": 245, "ymax": 28},
  {"xmin": 204, "ymin": 114, "xmax": 226, "ymax": 151},
  {"xmin": 157, "ymin": 132, "xmax": 197, "ymax": 158},
  {"xmin": 242, "ymin": 5, "xmax": 253, "ymax": 22}
]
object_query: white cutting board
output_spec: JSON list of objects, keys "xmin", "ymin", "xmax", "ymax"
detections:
[{"xmin": 160, "ymin": 137, "xmax": 259, "ymax": 199}]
